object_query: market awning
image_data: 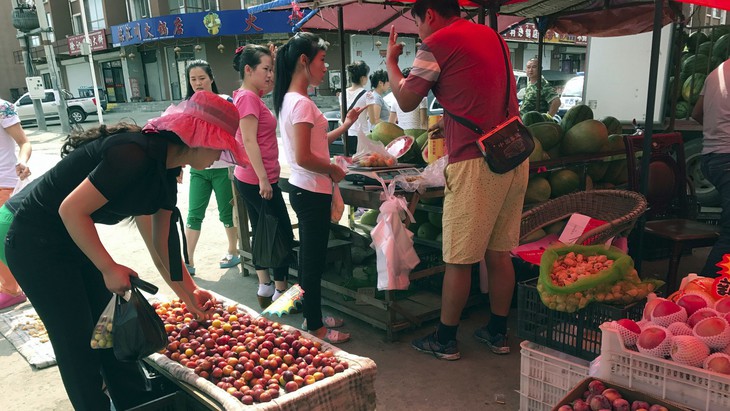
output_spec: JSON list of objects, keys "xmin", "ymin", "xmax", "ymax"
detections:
[{"xmin": 674, "ymin": 0, "xmax": 730, "ymax": 9}]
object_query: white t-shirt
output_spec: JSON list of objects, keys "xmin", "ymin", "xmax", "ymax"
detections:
[
  {"xmin": 0, "ymin": 99, "xmax": 21, "ymax": 188},
  {"xmin": 389, "ymin": 96, "xmax": 428, "ymax": 130},
  {"xmin": 701, "ymin": 61, "xmax": 730, "ymax": 154},
  {"xmin": 280, "ymin": 92, "xmax": 332, "ymax": 194},
  {"xmin": 342, "ymin": 87, "xmax": 370, "ymax": 137}
]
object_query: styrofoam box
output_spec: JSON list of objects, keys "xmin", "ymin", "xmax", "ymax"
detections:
[
  {"xmin": 519, "ymin": 341, "xmax": 590, "ymax": 411},
  {"xmin": 595, "ymin": 324, "xmax": 730, "ymax": 411}
]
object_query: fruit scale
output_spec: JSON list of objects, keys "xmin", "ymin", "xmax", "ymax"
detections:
[{"xmin": 344, "ymin": 164, "xmax": 421, "ymax": 187}]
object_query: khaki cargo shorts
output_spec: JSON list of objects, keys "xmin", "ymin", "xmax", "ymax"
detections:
[{"xmin": 441, "ymin": 157, "xmax": 529, "ymax": 265}]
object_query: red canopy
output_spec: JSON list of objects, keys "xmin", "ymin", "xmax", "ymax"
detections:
[{"xmin": 674, "ymin": 0, "xmax": 730, "ymax": 10}]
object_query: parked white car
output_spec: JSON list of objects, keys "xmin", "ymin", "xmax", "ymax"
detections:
[
  {"xmin": 14, "ymin": 89, "xmax": 99, "ymax": 124},
  {"xmin": 559, "ymin": 75, "xmax": 584, "ymax": 116}
]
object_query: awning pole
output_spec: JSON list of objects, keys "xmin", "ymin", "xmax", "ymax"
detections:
[{"xmin": 338, "ymin": 5, "xmax": 349, "ymax": 154}]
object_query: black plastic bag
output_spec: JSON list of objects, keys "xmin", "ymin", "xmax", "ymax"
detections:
[
  {"xmin": 113, "ymin": 277, "xmax": 166, "ymax": 362},
  {"xmin": 252, "ymin": 199, "xmax": 291, "ymax": 268}
]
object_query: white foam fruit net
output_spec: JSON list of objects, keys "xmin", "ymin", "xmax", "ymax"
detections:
[
  {"xmin": 637, "ymin": 326, "xmax": 673, "ymax": 358},
  {"xmin": 693, "ymin": 317, "xmax": 730, "ymax": 350},
  {"xmin": 651, "ymin": 306, "xmax": 688, "ymax": 327},
  {"xmin": 670, "ymin": 335, "xmax": 710, "ymax": 368},
  {"xmin": 703, "ymin": 352, "xmax": 730, "ymax": 372},
  {"xmin": 616, "ymin": 321, "xmax": 641, "ymax": 347},
  {"xmin": 688, "ymin": 307, "xmax": 719, "ymax": 325},
  {"xmin": 667, "ymin": 322, "xmax": 694, "ymax": 336}
]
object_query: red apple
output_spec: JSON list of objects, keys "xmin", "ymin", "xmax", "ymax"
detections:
[
  {"xmin": 643, "ymin": 296, "xmax": 668, "ymax": 320},
  {"xmin": 637, "ymin": 326, "xmax": 671, "ymax": 357},
  {"xmin": 677, "ymin": 293, "xmax": 711, "ymax": 316},
  {"xmin": 651, "ymin": 301, "xmax": 687, "ymax": 327}
]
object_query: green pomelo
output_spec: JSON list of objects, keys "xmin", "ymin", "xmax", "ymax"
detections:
[
  {"xmin": 561, "ymin": 104, "xmax": 594, "ymax": 134},
  {"xmin": 713, "ymin": 33, "xmax": 730, "ymax": 60},
  {"xmin": 522, "ymin": 111, "xmax": 547, "ymax": 126},
  {"xmin": 549, "ymin": 169, "xmax": 580, "ymax": 198},
  {"xmin": 371, "ymin": 122, "xmax": 404, "ymax": 145},
  {"xmin": 682, "ymin": 74, "xmax": 707, "ymax": 105},
  {"xmin": 524, "ymin": 176, "xmax": 551, "ymax": 204},
  {"xmin": 529, "ymin": 137, "xmax": 543, "ymax": 163},
  {"xmin": 561, "ymin": 120, "xmax": 609, "ymax": 155},
  {"xmin": 546, "ymin": 145, "xmax": 562, "ymax": 160},
  {"xmin": 675, "ymin": 101, "xmax": 692, "ymax": 119},
  {"xmin": 587, "ymin": 162, "xmax": 609, "ymax": 182},
  {"xmin": 417, "ymin": 222, "xmax": 440, "ymax": 240},
  {"xmin": 607, "ymin": 134, "xmax": 625, "ymax": 151},
  {"xmin": 601, "ymin": 116, "xmax": 623, "ymax": 135},
  {"xmin": 427, "ymin": 212, "xmax": 443, "ymax": 228},
  {"xmin": 687, "ymin": 31, "xmax": 709, "ymax": 53},
  {"xmin": 545, "ymin": 220, "xmax": 568, "ymax": 235},
  {"xmin": 521, "ymin": 229, "xmax": 547, "ymax": 244},
  {"xmin": 360, "ymin": 210, "xmax": 379, "ymax": 226},
  {"xmin": 604, "ymin": 160, "xmax": 628, "ymax": 185},
  {"xmin": 528, "ymin": 122, "xmax": 563, "ymax": 151}
]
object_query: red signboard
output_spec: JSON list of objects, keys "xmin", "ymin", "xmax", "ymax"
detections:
[
  {"xmin": 502, "ymin": 23, "xmax": 588, "ymax": 46},
  {"xmin": 67, "ymin": 29, "xmax": 108, "ymax": 56}
]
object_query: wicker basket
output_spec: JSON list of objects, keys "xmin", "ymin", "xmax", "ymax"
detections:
[{"xmin": 520, "ymin": 189, "xmax": 647, "ymax": 245}]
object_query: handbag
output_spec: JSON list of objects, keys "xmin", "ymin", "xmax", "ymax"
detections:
[
  {"xmin": 445, "ymin": 33, "xmax": 534, "ymax": 174},
  {"xmin": 252, "ymin": 199, "xmax": 292, "ymax": 268}
]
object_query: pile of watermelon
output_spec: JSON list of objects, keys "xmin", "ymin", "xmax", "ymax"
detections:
[{"xmin": 523, "ymin": 105, "xmax": 628, "ymax": 207}]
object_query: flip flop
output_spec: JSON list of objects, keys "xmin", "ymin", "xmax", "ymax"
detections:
[
  {"xmin": 185, "ymin": 264, "xmax": 196, "ymax": 276},
  {"xmin": 302, "ymin": 316, "xmax": 344, "ymax": 331},
  {"xmin": 321, "ymin": 329, "xmax": 350, "ymax": 344},
  {"xmin": 220, "ymin": 254, "xmax": 241, "ymax": 268}
]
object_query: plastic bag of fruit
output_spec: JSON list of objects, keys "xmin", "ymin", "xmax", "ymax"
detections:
[
  {"xmin": 537, "ymin": 245, "xmax": 661, "ymax": 312},
  {"xmin": 352, "ymin": 133, "xmax": 396, "ymax": 168},
  {"xmin": 90, "ymin": 296, "xmax": 116, "ymax": 349}
]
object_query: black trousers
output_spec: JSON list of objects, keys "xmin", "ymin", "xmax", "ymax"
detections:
[
  {"xmin": 235, "ymin": 178, "xmax": 294, "ymax": 281},
  {"xmin": 289, "ymin": 186, "xmax": 332, "ymax": 331},
  {"xmin": 5, "ymin": 220, "xmax": 156, "ymax": 411}
]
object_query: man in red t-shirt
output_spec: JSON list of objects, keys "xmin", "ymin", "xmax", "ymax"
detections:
[{"xmin": 386, "ymin": 0, "xmax": 528, "ymax": 360}]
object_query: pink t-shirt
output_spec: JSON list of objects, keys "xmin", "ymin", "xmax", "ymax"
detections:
[
  {"xmin": 403, "ymin": 19, "xmax": 520, "ymax": 164},
  {"xmin": 233, "ymin": 89, "xmax": 280, "ymax": 184}
]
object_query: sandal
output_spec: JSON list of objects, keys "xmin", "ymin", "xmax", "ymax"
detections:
[
  {"xmin": 220, "ymin": 254, "xmax": 241, "ymax": 269},
  {"xmin": 320, "ymin": 329, "xmax": 350, "ymax": 344},
  {"xmin": 302, "ymin": 316, "xmax": 344, "ymax": 331},
  {"xmin": 185, "ymin": 264, "xmax": 196, "ymax": 276}
]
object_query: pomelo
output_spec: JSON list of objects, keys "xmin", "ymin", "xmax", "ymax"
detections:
[
  {"xmin": 561, "ymin": 104, "xmax": 594, "ymax": 134},
  {"xmin": 528, "ymin": 122, "xmax": 563, "ymax": 151},
  {"xmin": 371, "ymin": 122, "xmax": 404, "ymax": 145},
  {"xmin": 549, "ymin": 169, "xmax": 580, "ymax": 198},
  {"xmin": 561, "ymin": 120, "xmax": 609, "ymax": 156},
  {"xmin": 524, "ymin": 176, "xmax": 551, "ymax": 204}
]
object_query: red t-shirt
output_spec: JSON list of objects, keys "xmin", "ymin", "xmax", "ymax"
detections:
[
  {"xmin": 403, "ymin": 19, "xmax": 520, "ymax": 164},
  {"xmin": 233, "ymin": 89, "xmax": 280, "ymax": 184}
]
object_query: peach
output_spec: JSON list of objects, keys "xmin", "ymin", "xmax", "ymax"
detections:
[
  {"xmin": 715, "ymin": 297, "xmax": 730, "ymax": 314},
  {"xmin": 643, "ymin": 295, "xmax": 668, "ymax": 321},
  {"xmin": 651, "ymin": 301, "xmax": 687, "ymax": 327},
  {"xmin": 693, "ymin": 317, "xmax": 730, "ymax": 349},
  {"xmin": 637, "ymin": 326, "xmax": 672, "ymax": 357},
  {"xmin": 677, "ymin": 293, "xmax": 711, "ymax": 316},
  {"xmin": 670, "ymin": 335, "xmax": 709, "ymax": 367},
  {"xmin": 616, "ymin": 319, "xmax": 642, "ymax": 346},
  {"xmin": 703, "ymin": 353, "xmax": 730, "ymax": 375}
]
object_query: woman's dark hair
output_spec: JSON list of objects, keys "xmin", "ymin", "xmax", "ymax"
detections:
[
  {"xmin": 233, "ymin": 44, "xmax": 273, "ymax": 79},
  {"xmin": 347, "ymin": 60, "xmax": 370, "ymax": 86},
  {"xmin": 411, "ymin": 0, "xmax": 460, "ymax": 20},
  {"xmin": 369, "ymin": 70, "xmax": 388, "ymax": 89},
  {"xmin": 60, "ymin": 123, "xmax": 142, "ymax": 157},
  {"xmin": 185, "ymin": 59, "xmax": 219, "ymax": 100},
  {"xmin": 273, "ymin": 32, "xmax": 328, "ymax": 116}
]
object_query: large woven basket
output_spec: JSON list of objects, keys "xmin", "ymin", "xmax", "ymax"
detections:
[{"xmin": 520, "ymin": 190, "xmax": 648, "ymax": 246}]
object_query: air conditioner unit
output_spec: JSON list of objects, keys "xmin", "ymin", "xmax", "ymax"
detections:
[{"xmin": 329, "ymin": 71, "xmax": 341, "ymax": 91}]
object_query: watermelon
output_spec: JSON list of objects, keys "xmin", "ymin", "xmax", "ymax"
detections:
[
  {"xmin": 371, "ymin": 122, "xmax": 404, "ymax": 145},
  {"xmin": 682, "ymin": 74, "xmax": 707, "ymax": 104},
  {"xmin": 711, "ymin": 26, "xmax": 730, "ymax": 42},
  {"xmin": 528, "ymin": 137, "xmax": 543, "ymax": 163},
  {"xmin": 561, "ymin": 120, "xmax": 609, "ymax": 156},
  {"xmin": 682, "ymin": 54, "xmax": 711, "ymax": 75},
  {"xmin": 601, "ymin": 116, "xmax": 623, "ymax": 135},
  {"xmin": 680, "ymin": 52, "xmax": 692, "ymax": 66},
  {"xmin": 687, "ymin": 31, "xmax": 709, "ymax": 53},
  {"xmin": 696, "ymin": 41, "xmax": 712, "ymax": 56},
  {"xmin": 427, "ymin": 212, "xmax": 442, "ymax": 227},
  {"xmin": 522, "ymin": 111, "xmax": 547, "ymax": 126},
  {"xmin": 713, "ymin": 34, "xmax": 730, "ymax": 60},
  {"xmin": 525, "ymin": 176, "xmax": 551, "ymax": 204},
  {"xmin": 549, "ymin": 169, "xmax": 580, "ymax": 198},
  {"xmin": 528, "ymin": 122, "xmax": 563, "ymax": 150},
  {"xmin": 385, "ymin": 135, "xmax": 422, "ymax": 164},
  {"xmin": 417, "ymin": 222, "xmax": 440, "ymax": 240},
  {"xmin": 561, "ymin": 104, "xmax": 594, "ymax": 134},
  {"xmin": 675, "ymin": 100, "xmax": 692, "ymax": 119},
  {"xmin": 416, "ymin": 131, "xmax": 429, "ymax": 150}
]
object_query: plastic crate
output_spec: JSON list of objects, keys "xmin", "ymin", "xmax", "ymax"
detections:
[
  {"xmin": 519, "ymin": 341, "xmax": 590, "ymax": 411},
  {"xmin": 517, "ymin": 279, "xmax": 644, "ymax": 361},
  {"xmin": 594, "ymin": 325, "xmax": 730, "ymax": 411}
]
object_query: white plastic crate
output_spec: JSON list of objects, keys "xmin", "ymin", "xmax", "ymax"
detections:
[
  {"xmin": 519, "ymin": 341, "xmax": 590, "ymax": 411},
  {"xmin": 595, "ymin": 324, "xmax": 730, "ymax": 411}
]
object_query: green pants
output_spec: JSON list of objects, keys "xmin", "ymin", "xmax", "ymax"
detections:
[
  {"xmin": 186, "ymin": 167, "xmax": 234, "ymax": 230},
  {"xmin": 0, "ymin": 205, "xmax": 13, "ymax": 265}
]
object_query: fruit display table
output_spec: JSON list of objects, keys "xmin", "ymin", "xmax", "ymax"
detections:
[{"xmin": 143, "ymin": 293, "xmax": 377, "ymax": 411}]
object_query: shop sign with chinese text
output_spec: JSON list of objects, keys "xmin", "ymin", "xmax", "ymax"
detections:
[
  {"xmin": 502, "ymin": 23, "xmax": 587, "ymax": 46},
  {"xmin": 67, "ymin": 29, "xmax": 107, "ymax": 56}
]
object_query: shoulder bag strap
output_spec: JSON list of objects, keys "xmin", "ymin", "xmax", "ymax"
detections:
[
  {"xmin": 445, "ymin": 30, "xmax": 513, "ymax": 134},
  {"xmin": 347, "ymin": 89, "xmax": 368, "ymax": 112}
]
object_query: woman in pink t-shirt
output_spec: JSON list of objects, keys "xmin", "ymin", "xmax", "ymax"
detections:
[{"xmin": 232, "ymin": 44, "xmax": 295, "ymax": 308}]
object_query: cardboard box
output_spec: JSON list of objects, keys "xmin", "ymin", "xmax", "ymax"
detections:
[{"xmin": 551, "ymin": 377, "xmax": 689, "ymax": 411}]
